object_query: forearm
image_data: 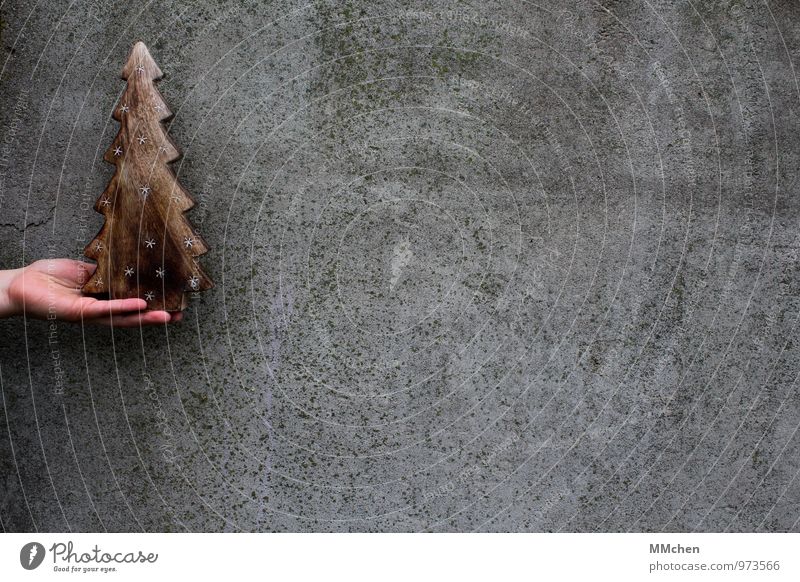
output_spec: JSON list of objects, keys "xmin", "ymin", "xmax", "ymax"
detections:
[{"xmin": 0, "ymin": 267, "xmax": 24, "ymax": 318}]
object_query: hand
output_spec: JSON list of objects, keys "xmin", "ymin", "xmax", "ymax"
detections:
[{"xmin": 0, "ymin": 259, "xmax": 183, "ymax": 327}]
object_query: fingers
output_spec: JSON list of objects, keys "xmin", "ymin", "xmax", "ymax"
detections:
[
  {"xmin": 80, "ymin": 297, "xmax": 148, "ymax": 319},
  {"xmin": 70, "ymin": 261, "xmax": 97, "ymax": 286},
  {"xmin": 35, "ymin": 259, "xmax": 96, "ymax": 283},
  {"xmin": 77, "ymin": 298, "xmax": 185, "ymax": 327},
  {"xmin": 89, "ymin": 310, "xmax": 177, "ymax": 328}
]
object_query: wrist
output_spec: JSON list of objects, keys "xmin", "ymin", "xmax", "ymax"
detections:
[{"xmin": 0, "ymin": 266, "xmax": 25, "ymax": 318}]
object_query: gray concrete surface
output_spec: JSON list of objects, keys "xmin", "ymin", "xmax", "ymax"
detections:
[{"xmin": 1, "ymin": 0, "xmax": 799, "ymax": 532}]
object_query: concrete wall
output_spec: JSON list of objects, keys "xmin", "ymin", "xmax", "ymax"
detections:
[{"xmin": 1, "ymin": 0, "xmax": 799, "ymax": 531}]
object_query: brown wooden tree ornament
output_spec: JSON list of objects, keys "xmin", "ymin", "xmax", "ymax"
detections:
[{"xmin": 82, "ymin": 41, "xmax": 212, "ymax": 311}]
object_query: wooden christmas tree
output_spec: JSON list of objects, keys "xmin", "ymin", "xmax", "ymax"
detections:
[{"xmin": 83, "ymin": 41, "xmax": 212, "ymax": 311}]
